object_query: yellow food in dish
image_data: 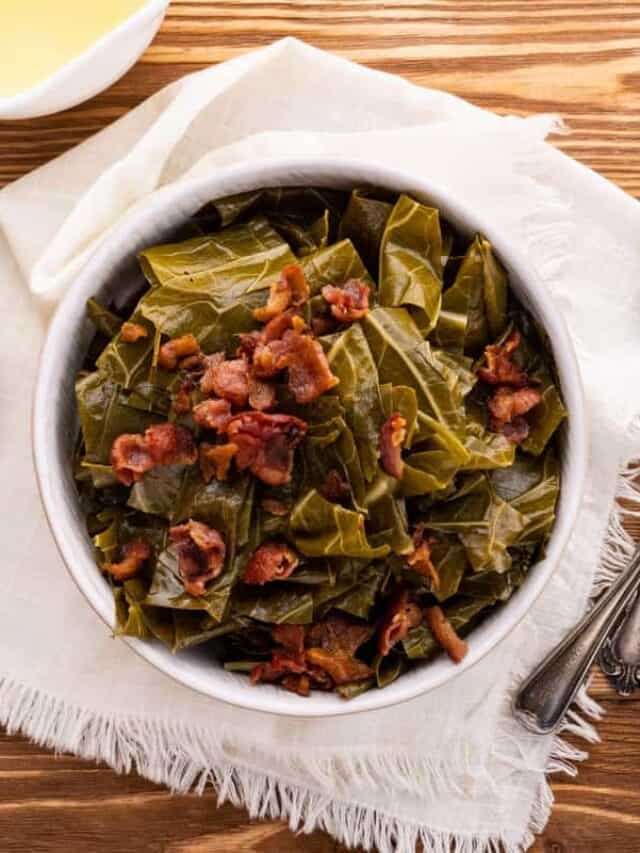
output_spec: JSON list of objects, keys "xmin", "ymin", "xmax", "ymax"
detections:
[{"xmin": 0, "ymin": 0, "xmax": 148, "ymax": 97}]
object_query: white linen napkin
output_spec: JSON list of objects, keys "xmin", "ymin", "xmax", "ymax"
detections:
[{"xmin": 1, "ymin": 38, "xmax": 640, "ymax": 853}]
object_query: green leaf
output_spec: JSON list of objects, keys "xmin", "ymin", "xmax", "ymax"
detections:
[
  {"xmin": 432, "ymin": 235, "xmax": 507, "ymax": 352},
  {"xmin": 138, "ymin": 218, "xmax": 296, "ymax": 351},
  {"xmin": 289, "ymin": 490, "xmax": 389, "ymax": 559},
  {"xmin": 327, "ymin": 325, "xmax": 384, "ymax": 482},
  {"xmin": 86, "ymin": 298, "xmax": 123, "ymax": 338},
  {"xmin": 128, "ymin": 464, "xmax": 188, "ymax": 520},
  {"xmin": 378, "ymin": 194, "xmax": 443, "ymax": 334},
  {"xmin": 338, "ymin": 189, "xmax": 393, "ymax": 277},
  {"xmin": 520, "ymin": 382, "xmax": 567, "ymax": 456},
  {"xmin": 75, "ymin": 371, "xmax": 159, "ymax": 465},
  {"xmin": 233, "ymin": 586, "xmax": 314, "ymax": 624},
  {"xmin": 362, "ymin": 307, "xmax": 465, "ymax": 435},
  {"xmin": 427, "ymin": 475, "xmax": 526, "ymax": 572},
  {"xmin": 299, "ymin": 238, "xmax": 373, "ymax": 296}
]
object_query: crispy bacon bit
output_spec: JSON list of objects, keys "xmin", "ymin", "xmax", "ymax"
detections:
[
  {"xmin": 111, "ymin": 423, "xmax": 197, "ymax": 485},
  {"xmin": 407, "ymin": 524, "xmax": 440, "ymax": 590},
  {"xmin": 248, "ymin": 374, "xmax": 277, "ymax": 411},
  {"xmin": 261, "ymin": 498, "xmax": 289, "ymax": 516},
  {"xmin": 173, "ymin": 379, "xmax": 194, "ymax": 415},
  {"xmin": 169, "ymin": 519, "xmax": 225, "ymax": 596},
  {"xmin": 200, "ymin": 355, "xmax": 249, "ymax": 407},
  {"xmin": 273, "ymin": 624, "xmax": 306, "ymax": 656},
  {"xmin": 199, "ymin": 442, "xmax": 238, "ymax": 482},
  {"xmin": 281, "ymin": 674, "xmax": 311, "ymax": 696},
  {"xmin": 262, "ymin": 309, "xmax": 298, "ymax": 343},
  {"xmin": 477, "ymin": 330, "xmax": 528, "ymax": 387},
  {"xmin": 243, "ymin": 542, "xmax": 300, "ymax": 585},
  {"xmin": 226, "ymin": 412, "xmax": 307, "ymax": 486},
  {"xmin": 424, "ymin": 605, "xmax": 468, "ymax": 663},
  {"xmin": 319, "ymin": 469, "xmax": 350, "ymax": 503},
  {"xmin": 103, "ymin": 539, "xmax": 152, "ymax": 582},
  {"xmin": 321, "ymin": 279, "xmax": 371, "ymax": 323},
  {"xmin": 157, "ymin": 334, "xmax": 201, "ymax": 370},
  {"xmin": 110, "ymin": 434, "xmax": 154, "ymax": 485},
  {"xmin": 308, "ymin": 613, "xmax": 373, "ymax": 656},
  {"xmin": 236, "ymin": 330, "xmax": 262, "ymax": 360},
  {"xmin": 305, "ymin": 648, "xmax": 373, "ymax": 685},
  {"xmin": 192, "ymin": 398, "xmax": 232, "ymax": 431},
  {"xmin": 487, "ymin": 385, "xmax": 542, "ymax": 441},
  {"xmin": 501, "ymin": 417, "xmax": 531, "ymax": 444},
  {"xmin": 145, "ymin": 423, "xmax": 197, "ymax": 466},
  {"xmin": 253, "ymin": 264, "xmax": 310, "ymax": 323},
  {"xmin": 380, "ymin": 413, "xmax": 407, "ymax": 479},
  {"xmin": 378, "ymin": 589, "xmax": 423, "ymax": 656},
  {"xmin": 120, "ymin": 322, "xmax": 149, "ymax": 343},
  {"xmin": 280, "ymin": 330, "xmax": 339, "ymax": 403}
]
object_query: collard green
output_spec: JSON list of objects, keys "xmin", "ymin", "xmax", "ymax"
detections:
[{"xmin": 74, "ymin": 184, "xmax": 566, "ymax": 699}]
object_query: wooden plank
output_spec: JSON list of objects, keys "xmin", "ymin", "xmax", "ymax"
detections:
[{"xmin": 1, "ymin": 2, "xmax": 639, "ymax": 850}]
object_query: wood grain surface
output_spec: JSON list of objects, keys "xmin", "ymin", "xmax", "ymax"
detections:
[{"xmin": 1, "ymin": 2, "xmax": 639, "ymax": 850}]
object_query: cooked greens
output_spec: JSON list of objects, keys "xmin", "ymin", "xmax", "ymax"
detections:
[{"xmin": 74, "ymin": 185, "xmax": 566, "ymax": 699}]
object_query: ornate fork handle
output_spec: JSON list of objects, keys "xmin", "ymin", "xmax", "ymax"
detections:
[{"xmin": 514, "ymin": 545, "xmax": 640, "ymax": 735}]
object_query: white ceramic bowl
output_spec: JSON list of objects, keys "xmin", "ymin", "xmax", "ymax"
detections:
[
  {"xmin": 33, "ymin": 158, "xmax": 588, "ymax": 717},
  {"xmin": 0, "ymin": 0, "xmax": 169, "ymax": 120}
]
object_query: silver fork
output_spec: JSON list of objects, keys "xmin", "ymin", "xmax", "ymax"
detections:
[{"xmin": 514, "ymin": 545, "xmax": 640, "ymax": 734}]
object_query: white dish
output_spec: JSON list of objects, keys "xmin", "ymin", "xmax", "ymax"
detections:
[
  {"xmin": 32, "ymin": 157, "xmax": 588, "ymax": 717},
  {"xmin": 0, "ymin": 0, "xmax": 169, "ymax": 120}
]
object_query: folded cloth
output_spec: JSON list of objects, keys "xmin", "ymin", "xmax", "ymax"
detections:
[{"xmin": 1, "ymin": 38, "xmax": 640, "ymax": 853}]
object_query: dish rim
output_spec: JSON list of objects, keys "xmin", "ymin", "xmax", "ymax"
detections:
[
  {"xmin": 0, "ymin": 0, "xmax": 169, "ymax": 116},
  {"xmin": 32, "ymin": 156, "xmax": 588, "ymax": 717}
]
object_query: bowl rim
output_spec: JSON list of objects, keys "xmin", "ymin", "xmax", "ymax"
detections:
[
  {"xmin": 0, "ymin": 0, "xmax": 169, "ymax": 115},
  {"xmin": 32, "ymin": 156, "xmax": 588, "ymax": 718}
]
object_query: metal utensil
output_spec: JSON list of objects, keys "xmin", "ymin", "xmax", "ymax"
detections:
[{"xmin": 514, "ymin": 545, "xmax": 640, "ymax": 734}]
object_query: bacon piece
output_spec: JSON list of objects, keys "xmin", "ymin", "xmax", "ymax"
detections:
[
  {"xmin": 424, "ymin": 605, "xmax": 468, "ymax": 663},
  {"xmin": 110, "ymin": 434, "xmax": 154, "ymax": 486},
  {"xmin": 281, "ymin": 674, "xmax": 311, "ymax": 696},
  {"xmin": 120, "ymin": 322, "xmax": 149, "ymax": 343},
  {"xmin": 173, "ymin": 379, "xmax": 194, "ymax": 415},
  {"xmin": 110, "ymin": 423, "xmax": 197, "ymax": 485},
  {"xmin": 103, "ymin": 539, "xmax": 152, "ymax": 582},
  {"xmin": 200, "ymin": 355, "xmax": 249, "ymax": 407},
  {"xmin": 192, "ymin": 398, "xmax": 232, "ymax": 431},
  {"xmin": 319, "ymin": 469, "xmax": 350, "ymax": 503},
  {"xmin": 378, "ymin": 589, "xmax": 423, "ymax": 656},
  {"xmin": 380, "ymin": 413, "xmax": 406, "ymax": 479},
  {"xmin": 145, "ymin": 423, "xmax": 197, "ymax": 466},
  {"xmin": 261, "ymin": 498, "xmax": 289, "ymax": 516},
  {"xmin": 501, "ymin": 417, "xmax": 531, "ymax": 443},
  {"xmin": 248, "ymin": 374, "xmax": 277, "ymax": 411},
  {"xmin": 273, "ymin": 624, "xmax": 306, "ymax": 656},
  {"xmin": 477, "ymin": 330, "xmax": 528, "ymax": 387},
  {"xmin": 321, "ymin": 279, "xmax": 371, "ymax": 323},
  {"xmin": 407, "ymin": 524, "xmax": 440, "ymax": 590},
  {"xmin": 308, "ymin": 613, "xmax": 373, "ymax": 656},
  {"xmin": 168, "ymin": 519, "xmax": 225, "ymax": 597},
  {"xmin": 487, "ymin": 385, "xmax": 542, "ymax": 442},
  {"xmin": 253, "ymin": 264, "xmax": 310, "ymax": 323},
  {"xmin": 236, "ymin": 330, "xmax": 262, "ymax": 360},
  {"xmin": 305, "ymin": 648, "xmax": 373, "ymax": 685},
  {"xmin": 243, "ymin": 542, "xmax": 300, "ymax": 585},
  {"xmin": 199, "ymin": 442, "xmax": 238, "ymax": 482},
  {"xmin": 226, "ymin": 412, "xmax": 307, "ymax": 486},
  {"xmin": 262, "ymin": 309, "xmax": 298, "ymax": 343},
  {"xmin": 280, "ymin": 330, "xmax": 338, "ymax": 404},
  {"xmin": 157, "ymin": 334, "xmax": 201, "ymax": 370}
]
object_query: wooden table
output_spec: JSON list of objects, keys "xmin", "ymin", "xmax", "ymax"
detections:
[{"xmin": 2, "ymin": 2, "xmax": 639, "ymax": 850}]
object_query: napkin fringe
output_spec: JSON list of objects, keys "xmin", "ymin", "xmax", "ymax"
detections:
[{"xmin": 0, "ymin": 673, "xmax": 601, "ymax": 853}]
